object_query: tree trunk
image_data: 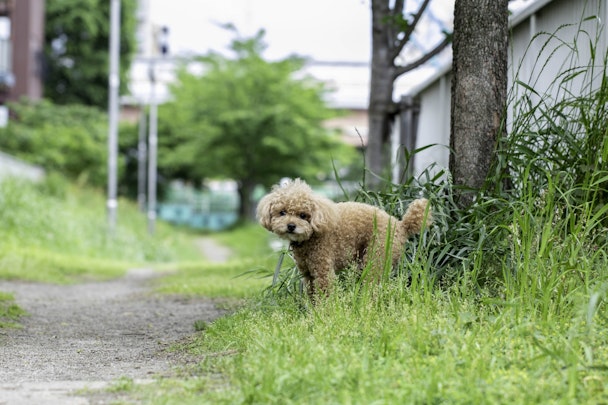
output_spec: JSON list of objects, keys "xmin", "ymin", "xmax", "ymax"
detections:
[
  {"xmin": 450, "ymin": 0, "xmax": 508, "ymax": 207},
  {"xmin": 237, "ymin": 180, "xmax": 256, "ymax": 222},
  {"xmin": 367, "ymin": 60, "xmax": 396, "ymax": 187},
  {"xmin": 366, "ymin": 0, "xmax": 397, "ymax": 188}
]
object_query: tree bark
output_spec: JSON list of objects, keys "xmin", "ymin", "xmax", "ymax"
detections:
[
  {"xmin": 368, "ymin": 0, "xmax": 451, "ymax": 189},
  {"xmin": 450, "ymin": 0, "xmax": 509, "ymax": 207},
  {"xmin": 367, "ymin": 0, "xmax": 397, "ymax": 187},
  {"xmin": 237, "ymin": 180, "xmax": 256, "ymax": 222}
]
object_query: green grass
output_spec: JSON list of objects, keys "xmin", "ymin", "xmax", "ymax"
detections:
[
  {"xmin": 0, "ymin": 175, "xmax": 201, "ymax": 283},
  {"xmin": 0, "ymin": 292, "xmax": 26, "ymax": 328},
  {"xmin": 153, "ymin": 259, "xmax": 273, "ymax": 299},
  {"xmin": 211, "ymin": 223, "xmax": 277, "ymax": 258},
  {"xmin": 154, "ymin": 224, "xmax": 279, "ymax": 299},
  {"xmin": 167, "ymin": 285, "xmax": 608, "ymax": 404}
]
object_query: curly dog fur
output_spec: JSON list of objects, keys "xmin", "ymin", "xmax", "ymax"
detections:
[{"xmin": 256, "ymin": 179, "xmax": 431, "ymax": 298}]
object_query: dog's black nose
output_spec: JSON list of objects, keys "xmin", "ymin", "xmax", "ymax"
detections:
[{"xmin": 287, "ymin": 223, "xmax": 296, "ymax": 233}]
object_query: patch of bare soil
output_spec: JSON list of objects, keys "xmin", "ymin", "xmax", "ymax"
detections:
[{"xmin": 0, "ymin": 268, "xmax": 226, "ymax": 404}]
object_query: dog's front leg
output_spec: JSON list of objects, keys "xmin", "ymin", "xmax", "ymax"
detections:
[
  {"xmin": 309, "ymin": 258, "xmax": 336, "ymax": 299},
  {"xmin": 301, "ymin": 271, "xmax": 316, "ymax": 300}
]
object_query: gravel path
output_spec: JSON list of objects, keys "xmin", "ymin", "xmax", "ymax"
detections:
[{"xmin": 0, "ymin": 268, "xmax": 226, "ymax": 404}]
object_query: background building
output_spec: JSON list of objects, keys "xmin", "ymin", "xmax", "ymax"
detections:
[
  {"xmin": 0, "ymin": 0, "xmax": 45, "ymax": 179},
  {"xmin": 403, "ymin": 0, "xmax": 608, "ymax": 177},
  {"xmin": 0, "ymin": 0, "xmax": 45, "ymax": 105}
]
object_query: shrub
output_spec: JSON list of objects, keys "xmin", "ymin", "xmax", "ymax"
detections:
[{"xmin": 0, "ymin": 99, "xmax": 110, "ymax": 187}]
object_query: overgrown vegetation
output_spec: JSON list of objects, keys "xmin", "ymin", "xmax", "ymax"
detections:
[
  {"xmin": 0, "ymin": 175, "xmax": 200, "ymax": 283},
  {"xmin": 0, "ymin": 100, "xmax": 141, "ymax": 192},
  {"xmin": 123, "ymin": 21, "xmax": 608, "ymax": 404}
]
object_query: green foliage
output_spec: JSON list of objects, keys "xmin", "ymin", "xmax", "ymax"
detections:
[
  {"xmin": 157, "ymin": 29, "xmax": 356, "ymax": 217},
  {"xmin": 0, "ymin": 292, "xmax": 26, "ymax": 328},
  {"xmin": 166, "ymin": 280, "xmax": 608, "ymax": 404},
  {"xmin": 496, "ymin": 19, "xmax": 608, "ymax": 208},
  {"xmin": 0, "ymin": 99, "xmax": 109, "ymax": 186},
  {"xmin": 155, "ymin": 224, "xmax": 276, "ymax": 299},
  {"xmin": 0, "ymin": 176, "xmax": 201, "ymax": 283},
  {"xmin": 44, "ymin": 0, "xmax": 137, "ymax": 108},
  {"xmin": 0, "ymin": 99, "xmax": 144, "ymax": 193}
]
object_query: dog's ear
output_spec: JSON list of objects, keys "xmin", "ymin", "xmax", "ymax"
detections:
[
  {"xmin": 256, "ymin": 194, "xmax": 273, "ymax": 230},
  {"xmin": 310, "ymin": 196, "xmax": 337, "ymax": 233}
]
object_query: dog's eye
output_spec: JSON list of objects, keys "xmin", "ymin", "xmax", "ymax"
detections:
[
  {"xmin": 279, "ymin": 210, "xmax": 286, "ymax": 216},
  {"xmin": 299, "ymin": 213, "xmax": 308, "ymax": 220}
]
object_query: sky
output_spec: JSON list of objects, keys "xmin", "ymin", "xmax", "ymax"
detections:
[
  {"xmin": 135, "ymin": 0, "xmax": 535, "ymax": 107},
  {"xmin": 147, "ymin": 0, "xmax": 454, "ymax": 62}
]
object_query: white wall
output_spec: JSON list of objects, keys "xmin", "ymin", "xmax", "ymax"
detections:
[
  {"xmin": 410, "ymin": 0, "xmax": 607, "ymax": 176},
  {"xmin": 413, "ymin": 72, "xmax": 452, "ymax": 177}
]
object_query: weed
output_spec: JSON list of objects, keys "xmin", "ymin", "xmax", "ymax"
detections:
[{"xmin": 0, "ymin": 292, "xmax": 26, "ymax": 328}]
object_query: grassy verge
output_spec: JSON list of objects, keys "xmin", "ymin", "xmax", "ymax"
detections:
[
  {"xmin": 154, "ymin": 224, "xmax": 279, "ymax": 299},
  {"xmin": 0, "ymin": 175, "xmax": 207, "ymax": 328},
  {"xmin": 130, "ymin": 186, "xmax": 608, "ymax": 404},
  {"xmin": 0, "ymin": 175, "xmax": 201, "ymax": 283},
  {"xmin": 162, "ymin": 286, "xmax": 608, "ymax": 404}
]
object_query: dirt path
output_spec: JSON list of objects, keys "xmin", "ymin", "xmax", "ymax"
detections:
[
  {"xmin": 0, "ymin": 268, "xmax": 226, "ymax": 404},
  {"xmin": 195, "ymin": 237, "xmax": 233, "ymax": 262}
]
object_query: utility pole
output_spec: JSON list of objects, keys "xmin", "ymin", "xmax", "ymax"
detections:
[
  {"xmin": 147, "ymin": 61, "xmax": 157, "ymax": 235},
  {"xmin": 107, "ymin": 0, "xmax": 120, "ymax": 233},
  {"xmin": 137, "ymin": 106, "xmax": 147, "ymax": 212},
  {"xmin": 147, "ymin": 25, "xmax": 169, "ymax": 235}
]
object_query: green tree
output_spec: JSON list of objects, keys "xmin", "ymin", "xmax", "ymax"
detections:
[
  {"xmin": 158, "ymin": 29, "xmax": 355, "ymax": 220},
  {"xmin": 44, "ymin": 0, "xmax": 137, "ymax": 109}
]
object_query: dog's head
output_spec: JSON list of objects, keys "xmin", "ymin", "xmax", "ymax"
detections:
[{"xmin": 256, "ymin": 179, "xmax": 337, "ymax": 243}]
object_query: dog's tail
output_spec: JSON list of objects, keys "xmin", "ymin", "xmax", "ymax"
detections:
[{"xmin": 400, "ymin": 198, "xmax": 432, "ymax": 237}]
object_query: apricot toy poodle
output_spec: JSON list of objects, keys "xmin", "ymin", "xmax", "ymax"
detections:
[{"xmin": 256, "ymin": 179, "xmax": 431, "ymax": 298}]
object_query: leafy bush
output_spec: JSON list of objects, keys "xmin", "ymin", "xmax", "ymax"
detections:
[{"xmin": 0, "ymin": 99, "xmax": 109, "ymax": 187}]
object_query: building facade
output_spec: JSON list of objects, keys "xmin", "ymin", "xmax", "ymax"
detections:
[
  {"xmin": 0, "ymin": 0, "xmax": 45, "ymax": 105},
  {"xmin": 404, "ymin": 0, "xmax": 608, "ymax": 177}
]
